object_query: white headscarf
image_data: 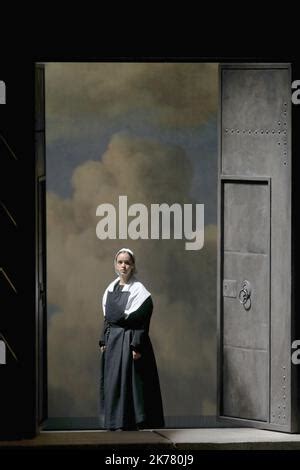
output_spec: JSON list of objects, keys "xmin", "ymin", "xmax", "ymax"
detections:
[
  {"xmin": 115, "ymin": 247, "xmax": 135, "ymax": 260},
  {"xmin": 114, "ymin": 247, "xmax": 136, "ymax": 274},
  {"xmin": 102, "ymin": 248, "xmax": 150, "ymax": 316}
]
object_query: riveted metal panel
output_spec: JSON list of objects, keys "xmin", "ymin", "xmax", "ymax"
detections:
[
  {"xmin": 223, "ymin": 251, "xmax": 269, "ymax": 351},
  {"xmin": 223, "ymin": 347, "xmax": 268, "ymax": 421},
  {"xmin": 222, "ymin": 69, "xmax": 288, "ymax": 136},
  {"xmin": 223, "ymin": 279, "xmax": 237, "ymax": 298},
  {"xmin": 218, "ymin": 64, "xmax": 292, "ymax": 431},
  {"xmin": 222, "ymin": 180, "xmax": 270, "ymax": 421},
  {"xmin": 223, "ymin": 135, "xmax": 286, "ymax": 177},
  {"xmin": 224, "ymin": 181, "xmax": 269, "ymax": 254}
]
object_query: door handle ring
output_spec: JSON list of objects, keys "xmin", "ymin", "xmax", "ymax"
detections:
[{"xmin": 238, "ymin": 280, "xmax": 252, "ymax": 310}]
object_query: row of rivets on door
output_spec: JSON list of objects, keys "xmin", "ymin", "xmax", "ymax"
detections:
[
  {"xmin": 224, "ymin": 128, "xmax": 287, "ymax": 135},
  {"xmin": 281, "ymin": 103, "xmax": 288, "ymax": 167},
  {"xmin": 272, "ymin": 365, "xmax": 287, "ymax": 424},
  {"xmin": 223, "ymin": 103, "xmax": 288, "ymax": 167}
]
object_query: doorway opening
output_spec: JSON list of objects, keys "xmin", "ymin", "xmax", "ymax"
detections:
[
  {"xmin": 36, "ymin": 61, "xmax": 295, "ymax": 432},
  {"xmin": 39, "ymin": 62, "xmax": 219, "ymax": 430}
]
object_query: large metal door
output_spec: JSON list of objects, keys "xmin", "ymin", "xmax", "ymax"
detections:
[{"xmin": 218, "ymin": 64, "xmax": 293, "ymax": 431}]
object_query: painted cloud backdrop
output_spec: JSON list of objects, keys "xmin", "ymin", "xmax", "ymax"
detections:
[{"xmin": 46, "ymin": 63, "xmax": 218, "ymax": 420}]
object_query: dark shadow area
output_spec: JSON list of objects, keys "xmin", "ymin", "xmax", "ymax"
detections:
[{"xmin": 42, "ymin": 415, "xmax": 244, "ymax": 431}]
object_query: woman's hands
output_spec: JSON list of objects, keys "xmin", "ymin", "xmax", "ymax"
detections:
[
  {"xmin": 132, "ymin": 350, "xmax": 141, "ymax": 360},
  {"xmin": 101, "ymin": 345, "xmax": 141, "ymax": 360}
]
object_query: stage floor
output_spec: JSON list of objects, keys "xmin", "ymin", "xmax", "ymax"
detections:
[{"xmin": 1, "ymin": 428, "xmax": 300, "ymax": 450}]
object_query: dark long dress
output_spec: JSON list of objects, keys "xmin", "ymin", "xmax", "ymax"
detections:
[{"xmin": 99, "ymin": 282, "xmax": 164, "ymax": 430}]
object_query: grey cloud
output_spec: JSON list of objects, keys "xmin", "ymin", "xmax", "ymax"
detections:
[
  {"xmin": 45, "ymin": 62, "xmax": 218, "ymax": 142},
  {"xmin": 47, "ymin": 133, "xmax": 217, "ymax": 418}
]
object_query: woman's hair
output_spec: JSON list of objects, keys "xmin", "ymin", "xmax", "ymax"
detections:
[{"xmin": 114, "ymin": 248, "xmax": 137, "ymax": 274}]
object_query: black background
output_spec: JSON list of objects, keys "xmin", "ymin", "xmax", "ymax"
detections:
[{"xmin": 0, "ymin": 53, "xmax": 299, "ymax": 462}]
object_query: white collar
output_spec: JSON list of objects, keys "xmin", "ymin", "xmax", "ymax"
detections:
[{"xmin": 103, "ymin": 276, "xmax": 151, "ymax": 315}]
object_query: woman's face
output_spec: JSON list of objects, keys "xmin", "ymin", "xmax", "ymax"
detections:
[{"xmin": 115, "ymin": 252, "xmax": 134, "ymax": 282}]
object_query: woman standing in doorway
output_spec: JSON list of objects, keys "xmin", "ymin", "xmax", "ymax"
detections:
[{"xmin": 99, "ymin": 248, "xmax": 165, "ymax": 431}]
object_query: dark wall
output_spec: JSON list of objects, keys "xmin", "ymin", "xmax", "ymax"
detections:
[{"xmin": 0, "ymin": 60, "xmax": 36, "ymax": 438}]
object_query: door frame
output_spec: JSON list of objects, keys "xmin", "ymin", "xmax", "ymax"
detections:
[{"xmin": 34, "ymin": 60, "xmax": 298, "ymax": 434}]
